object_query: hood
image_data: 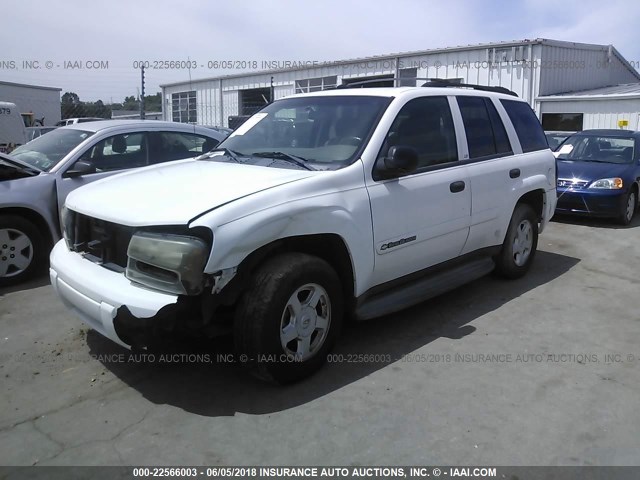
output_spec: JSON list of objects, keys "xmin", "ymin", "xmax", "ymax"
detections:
[
  {"xmin": 557, "ymin": 160, "xmax": 633, "ymax": 183},
  {"xmin": 0, "ymin": 156, "xmax": 41, "ymax": 181},
  {"xmin": 65, "ymin": 160, "xmax": 318, "ymax": 226}
]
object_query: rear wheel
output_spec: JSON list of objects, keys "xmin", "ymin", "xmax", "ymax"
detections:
[
  {"xmin": 495, "ymin": 204, "xmax": 538, "ymax": 279},
  {"xmin": 234, "ymin": 252, "xmax": 343, "ymax": 384},
  {"xmin": 0, "ymin": 215, "xmax": 46, "ymax": 287},
  {"xmin": 618, "ymin": 189, "xmax": 637, "ymax": 226}
]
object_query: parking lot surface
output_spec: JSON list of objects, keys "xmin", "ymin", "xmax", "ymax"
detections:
[{"xmin": 1, "ymin": 216, "xmax": 639, "ymax": 466}]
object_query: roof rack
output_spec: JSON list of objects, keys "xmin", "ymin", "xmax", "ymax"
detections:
[
  {"xmin": 334, "ymin": 77, "xmax": 518, "ymax": 97},
  {"xmin": 336, "ymin": 77, "xmax": 442, "ymax": 89},
  {"xmin": 421, "ymin": 79, "xmax": 518, "ymax": 97}
]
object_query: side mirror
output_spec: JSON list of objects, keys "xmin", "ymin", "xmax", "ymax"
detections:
[
  {"xmin": 375, "ymin": 145, "xmax": 419, "ymax": 179},
  {"xmin": 65, "ymin": 160, "xmax": 96, "ymax": 178}
]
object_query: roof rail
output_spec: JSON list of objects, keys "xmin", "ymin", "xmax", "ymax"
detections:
[
  {"xmin": 422, "ymin": 79, "xmax": 518, "ymax": 97},
  {"xmin": 334, "ymin": 77, "xmax": 518, "ymax": 97},
  {"xmin": 336, "ymin": 77, "xmax": 444, "ymax": 89}
]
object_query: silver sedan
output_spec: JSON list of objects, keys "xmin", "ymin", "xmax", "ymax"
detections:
[{"xmin": 0, "ymin": 120, "xmax": 227, "ymax": 286}]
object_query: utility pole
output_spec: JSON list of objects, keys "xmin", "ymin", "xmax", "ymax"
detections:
[
  {"xmin": 270, "ymin": 76, "xmax": 274, "ymax": 103},
  {"xmin": 140, "ymin": 66, "xmax": 146, "ymax": 120}
]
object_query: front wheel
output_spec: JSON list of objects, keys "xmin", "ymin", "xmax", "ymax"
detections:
[
  {"xmin": 0, "ymin": 215, "xmax": 46, "ymax": 287},
  {"xmin": 618, "ymin": 189, "xmax": 637, "ymax": 226},
  {"xmin": 234, "ymin": 252, "xmax": 343, "ymax": 384},
  {"xmin": 494, "ymin": 204, "xmax": 539, "ymax": 279}
]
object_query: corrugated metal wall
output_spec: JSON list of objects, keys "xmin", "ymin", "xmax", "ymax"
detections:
[
  {"xmin": 538, "ymin": 45, "xmax": 639, "ymax": 96},
  {"xmin": 195, "ymin": 81, "xmax": 220, "ymax": 126},
  {"xmin": 540, "ymin": 99, "xmax": 640, "ymax": 130},
  {"xmin": 161, "ymin": 41, "xmax": 640, "ymax": 127}
]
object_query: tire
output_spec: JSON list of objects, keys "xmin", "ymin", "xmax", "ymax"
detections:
[
  {"xmin": 494, "ymin": 204, "xmax": 539, "ymax": 279},
  {"xmin": 234, "ymin": 252, "xmax": 343, "ymax": 384},
  {"xmin": 618, "ymin": 188, "xmax": 637, "ymax": 226},
  {"xmin": 0, "ymin": 215, "xmax": 47, "ymax": 287}
]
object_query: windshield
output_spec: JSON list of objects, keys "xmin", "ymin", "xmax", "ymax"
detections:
[
  {"xmin": 546, "ymin": 133, "xmax": 571, "ymax": 150},
  {"xmin": 555, "ymin": 135, "xmax": 636, "ymax": 164},
  {"xmin": 11, "ymin": 128, "xmax": 94, "ymax": 171},
  {"xmin": 214, "ymin": 95, "xmax": 390, "ymax": 169}
]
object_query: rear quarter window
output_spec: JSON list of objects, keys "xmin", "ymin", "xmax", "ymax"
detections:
[{"xmin": 500, "ymin": 99, "xmax": 548, "ymax": 153}]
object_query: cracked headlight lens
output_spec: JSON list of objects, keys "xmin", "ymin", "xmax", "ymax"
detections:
[{"xmin": 125, "ymin": 231, "xmax": 209, "ymax": 295}]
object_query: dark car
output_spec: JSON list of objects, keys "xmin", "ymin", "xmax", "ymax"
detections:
[
  {"xmin": 545, "ymin": 131, "xmax": 575, "ymax": 150},
  {"xmin": 555, "ymin": 129, "xmax": 640, "ymax": 225}
]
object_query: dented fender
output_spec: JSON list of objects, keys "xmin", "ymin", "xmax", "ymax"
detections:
[{"xmin": 190, "ymin": 162, "xmax": 376, "ymax": 297}]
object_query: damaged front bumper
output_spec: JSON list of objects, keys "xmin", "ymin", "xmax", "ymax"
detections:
[{"xmin": 50, "ymin": 239, "xmax": 191, "ymax": 348}]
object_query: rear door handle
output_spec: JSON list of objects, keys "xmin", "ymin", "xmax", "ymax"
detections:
[
  {"xmin": 509, "ymin": 168, "xmax": 521, "ymax": 179},
  {"xmin": 450, "ymin": 181, "xmax": 466, "ymax": 193}
]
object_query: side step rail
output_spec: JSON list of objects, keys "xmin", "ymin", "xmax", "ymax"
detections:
[{"xmin": 355, "ymin": 257, "xmax": 495, "ymax": 321}]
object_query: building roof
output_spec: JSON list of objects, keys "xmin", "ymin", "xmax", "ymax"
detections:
[
  {"xmin": 160, "ymin": 38, "xmax": 639, "ymax": 88},
  {"xmin": 538, "ymin": 83, "xmax": 640, "ymax": 101},
  {"xmin": 0, "ymin": 80, "xmax": 62, "ymax": 92}
]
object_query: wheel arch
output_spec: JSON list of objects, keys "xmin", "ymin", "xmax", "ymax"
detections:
[
  {"xmin": 220, "ymin": 233, "xmax": 356, "ymax": 314},
  {"xmin": 516, "ymin": 189, "xmax": 545, "ymax": 221},
  {"xmin": 0, "ymin": 207, "xmax": 56, "ymax": 248}
]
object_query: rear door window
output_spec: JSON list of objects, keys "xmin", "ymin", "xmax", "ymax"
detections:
[{"xmin": 457, "ymin": 96, "xmax": 512, "ymax": 159}]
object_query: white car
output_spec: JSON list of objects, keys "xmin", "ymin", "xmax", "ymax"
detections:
[
  {"xmin": 55, "ymin": 118, "xmax": 106, "ymax": 126},
  {"xmin": 50, "ymin": 84, "xmax": 557, "ymax": 383}
]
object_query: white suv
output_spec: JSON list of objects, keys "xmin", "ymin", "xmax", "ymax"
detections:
[{"xmin": 50, "ymin": 84, "xmax": 556, "ymax": 383}]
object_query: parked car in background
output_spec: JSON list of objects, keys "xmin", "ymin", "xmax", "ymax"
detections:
[
  {"xmin": 545, "ymin": 131, "xmax": 575, "ymax": 150},
  {"xmin": 26, "ymin": 126, "xmax": 58, "ymax": 142},
  {"xmin": 204, "ymin": 126, "xmax": 234, "ymax": 136},
  {"xmin": 55, "ymin": 118, "xmax": 106, "ymax": 127},
  {"xmin": 0, "ymin": 120, "xmax": 226, "ymax": 286},
  {"xmin": 555, "ymin": 129, "xmax": 639, "ymax": 225}
]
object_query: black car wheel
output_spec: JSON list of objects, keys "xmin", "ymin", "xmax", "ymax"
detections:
[{"xmin": 618, "ymin": 189, "xmax": 637, "ymax": 226}]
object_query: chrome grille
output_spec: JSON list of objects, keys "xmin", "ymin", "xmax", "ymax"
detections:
[{"xmin": 557, "ymin": 178, "xmax": 589, "ymax": 190}]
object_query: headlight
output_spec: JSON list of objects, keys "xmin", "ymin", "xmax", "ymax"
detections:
[
  {"xmin": 60, "ymin": 206, "xmax": 74, "ymax": 249},
  {"xmin": 590, "ymin": 178, "xmax": 623, "ymax": 189},
  {"xmin": 125, "ymin": 231, "xmax": 210, "ymax": 295}
]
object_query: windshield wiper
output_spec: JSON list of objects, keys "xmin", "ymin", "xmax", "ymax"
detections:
[
  {"xmin": 197, "ymin": 147, "xmax": 244, "ymax": 163},
  {"xmin": 251, "ymin": 151, "xmax": 315, "ymax": 171}
]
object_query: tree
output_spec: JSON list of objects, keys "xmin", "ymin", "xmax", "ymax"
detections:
[
  {"xmin": 122, "ymin": 95, "xmax": 139, "ymax": 111},
  {"xmin": 60, "ymin": 92, "xmax": 111, "ymax": 119},
  {"xmin": 144, "ymin": 93, "xmax": 162, "ymax": 112},
  {"xmin": 61, "ymin": 92, "xmax": 80, "ymax": 105},
  {"xmin": 61, "ymin": 92, "xmax": 82, "ymax": 119}
]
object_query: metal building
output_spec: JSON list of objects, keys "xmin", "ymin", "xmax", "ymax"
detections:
[
  {"xmin": 160, "ymin": 38, "xmax": 640, "ymax": 129},
  {"xmin": 0, "ymin": 80, "xmax": 62, "ymax": 126},
  {"xmin": 538, "ymin": 83, "xmax": 640, "ymax": 131}
]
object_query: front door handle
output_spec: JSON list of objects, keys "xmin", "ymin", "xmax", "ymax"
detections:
[
  {"xmin": 450, "ymin": 181, "xmax": 466, "ymax": 193},
  {"xmin": 509, "ymin": 168, "xmax": 521, "ymax": 179}
]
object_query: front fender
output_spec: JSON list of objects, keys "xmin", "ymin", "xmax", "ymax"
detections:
[{"xmin": 191, "ymin": 189, "xmax": 374, "ymax": 297}]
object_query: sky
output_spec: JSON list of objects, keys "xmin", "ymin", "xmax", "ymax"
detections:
[{"xmin": 1, "ymin": 0, "xmax": 639, "ymax": 103}]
